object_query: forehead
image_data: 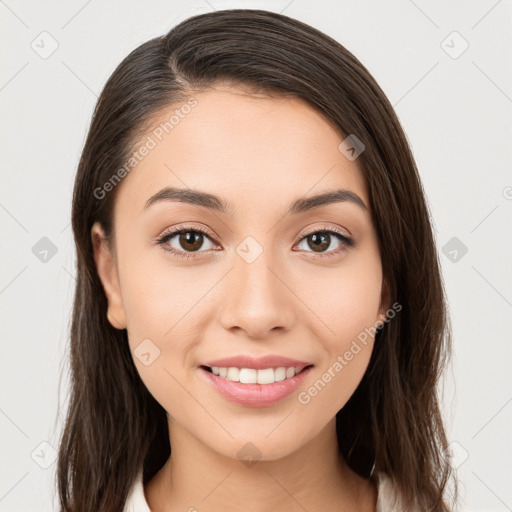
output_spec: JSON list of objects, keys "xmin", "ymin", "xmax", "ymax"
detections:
[{"xmin": 114, "ymin": 86, "xmax": 369, "ymax": 220}]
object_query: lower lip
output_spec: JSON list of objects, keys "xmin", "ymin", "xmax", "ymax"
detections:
[{"xmin": 199, "ymin": 366, "xmax": 314, "ymax": 408}]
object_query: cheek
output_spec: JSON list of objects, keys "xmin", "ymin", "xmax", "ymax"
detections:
[
  {"xmin": 120, "ymin": 248, "xmax": 213, "ymax": 342},
  {"xmin": 305, "ymin": 254, "xmax": 383, "ymax": 349},
  {"xmin": 298, "ymin": 345, "xmax": 373, "ymax": 428},
  {"xmin": 118, "ymin": 254, "xmax": 214, "ymax": 409},
  {"xmin": 297, "ymin": 255, "xmax": 382, "ymax": 411}
]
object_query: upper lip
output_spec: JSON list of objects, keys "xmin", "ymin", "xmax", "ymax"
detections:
[{"xmin": 202, "ymin": 355, "xmax": 314, "ymax": 370}]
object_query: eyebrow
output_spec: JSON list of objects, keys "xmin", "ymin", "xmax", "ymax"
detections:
[{"xmin": 143, "ymin": 186, "xmax": 368, "ymax": 216}]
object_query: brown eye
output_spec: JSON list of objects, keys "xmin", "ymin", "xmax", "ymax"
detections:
[
  {"xmin": 178, "ymin": 231, "xmax": 204, "ymax": 252},
  {"xmin": 306, "ymin": 232, "xmax": 331, "ymax": 252},
  {"xmin": 157, "ymin": 228, "xmax": 217, "ymax": 256},
  {"xmin": 296, "ymin": 229, "xmax": 354, "ymax": 256}
]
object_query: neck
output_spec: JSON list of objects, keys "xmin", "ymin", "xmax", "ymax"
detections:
[{"xmin": 145, "ymin": 415, "xmax": 377, "ymax": 512}]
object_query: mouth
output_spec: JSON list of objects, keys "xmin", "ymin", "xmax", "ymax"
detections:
[
  {"xmin": 198, "ymin": 363, "xmax": 315, "ymax": 407},
  {"xmin": 200, "ymin": 364, "xmax": 314, "ymax": 384}
]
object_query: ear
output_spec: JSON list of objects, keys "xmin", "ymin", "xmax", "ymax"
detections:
[
  {"xmin": 91, "ymin": 221, "xmax": 127, "ymax": 330},
  {"xmin": 376, "ymin": 278, "xmax": 392, "ymax": 328}
]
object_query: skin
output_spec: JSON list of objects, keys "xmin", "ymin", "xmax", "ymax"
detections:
[{"xmin": 92, "ymin": 85, "xmax": 390, "ymax": 511}]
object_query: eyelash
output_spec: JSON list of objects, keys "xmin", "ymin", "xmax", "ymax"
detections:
[{"xmin": 155, "ymin": 224, "xmax": 355, "ymax": 260}]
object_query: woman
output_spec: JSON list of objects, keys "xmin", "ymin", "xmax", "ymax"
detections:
[{"xmin": 57, "ymin": 9, "xmax": 457, "ymax": 511}]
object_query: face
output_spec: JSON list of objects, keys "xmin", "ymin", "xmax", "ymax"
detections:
[{"xmin": 92, "ymin": 85, "xmax": 389, "ymax": 462}]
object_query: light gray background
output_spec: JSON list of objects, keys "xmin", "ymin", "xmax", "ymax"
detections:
[{"xmin": 1, "ymin": 1, "xmax": 511, "ymax": 510}]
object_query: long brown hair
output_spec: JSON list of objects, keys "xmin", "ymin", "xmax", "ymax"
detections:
[{"xmin": 57, "ymin": 8, "xmax": 457, "ymax": 511}]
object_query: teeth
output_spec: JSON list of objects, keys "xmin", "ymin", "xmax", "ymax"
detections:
[{"xmin": 210, "ymin": 366, "xmax": 305, "ymax": 384}]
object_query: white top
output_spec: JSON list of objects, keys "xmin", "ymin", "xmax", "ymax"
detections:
[{"xmin": 124, "ymin": 468, "xmax": 401, "ymax": 511}]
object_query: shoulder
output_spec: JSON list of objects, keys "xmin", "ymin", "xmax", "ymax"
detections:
[
  {"xmin": 374, "ymin": 470, "xmax": 407, "ymax": 512},
  {"xmin": 124, "ymin": 469, "xmax": 151, "ymax": 512},
  {"xmin": 374, "ymin": 471, "xmax": 450, "ymax": 512}
]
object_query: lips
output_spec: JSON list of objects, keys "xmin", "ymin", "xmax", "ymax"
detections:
[
  {"xmin": 199, "ymin": 364, "xmax": 314, "ymax": 407},
  {"xmin": 202, "ymin": 354, "xmax": 313, "ymax": 370}
]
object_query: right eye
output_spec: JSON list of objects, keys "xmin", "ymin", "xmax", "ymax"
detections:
[{"xmin": 156, "ymin": 227, "xmax": 219, "ymax": 259}]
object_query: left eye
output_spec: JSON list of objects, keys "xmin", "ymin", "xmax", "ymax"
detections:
[{"xmin": 295, "ymin": 230, "xmax": 352, "ymax": 255}]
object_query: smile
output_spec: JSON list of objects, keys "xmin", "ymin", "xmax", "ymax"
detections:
[
  {"xmin": 203, "ymin": 365, "xmax": 312, "ymax": 384},
  {"xmin": 199, "ymin": 364, "xmax": 314, "ymax": 407}
]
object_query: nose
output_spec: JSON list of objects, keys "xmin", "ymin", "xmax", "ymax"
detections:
[{"xmin": 218, "ymin": 245, "xmax": 296, "ymax": 339}]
